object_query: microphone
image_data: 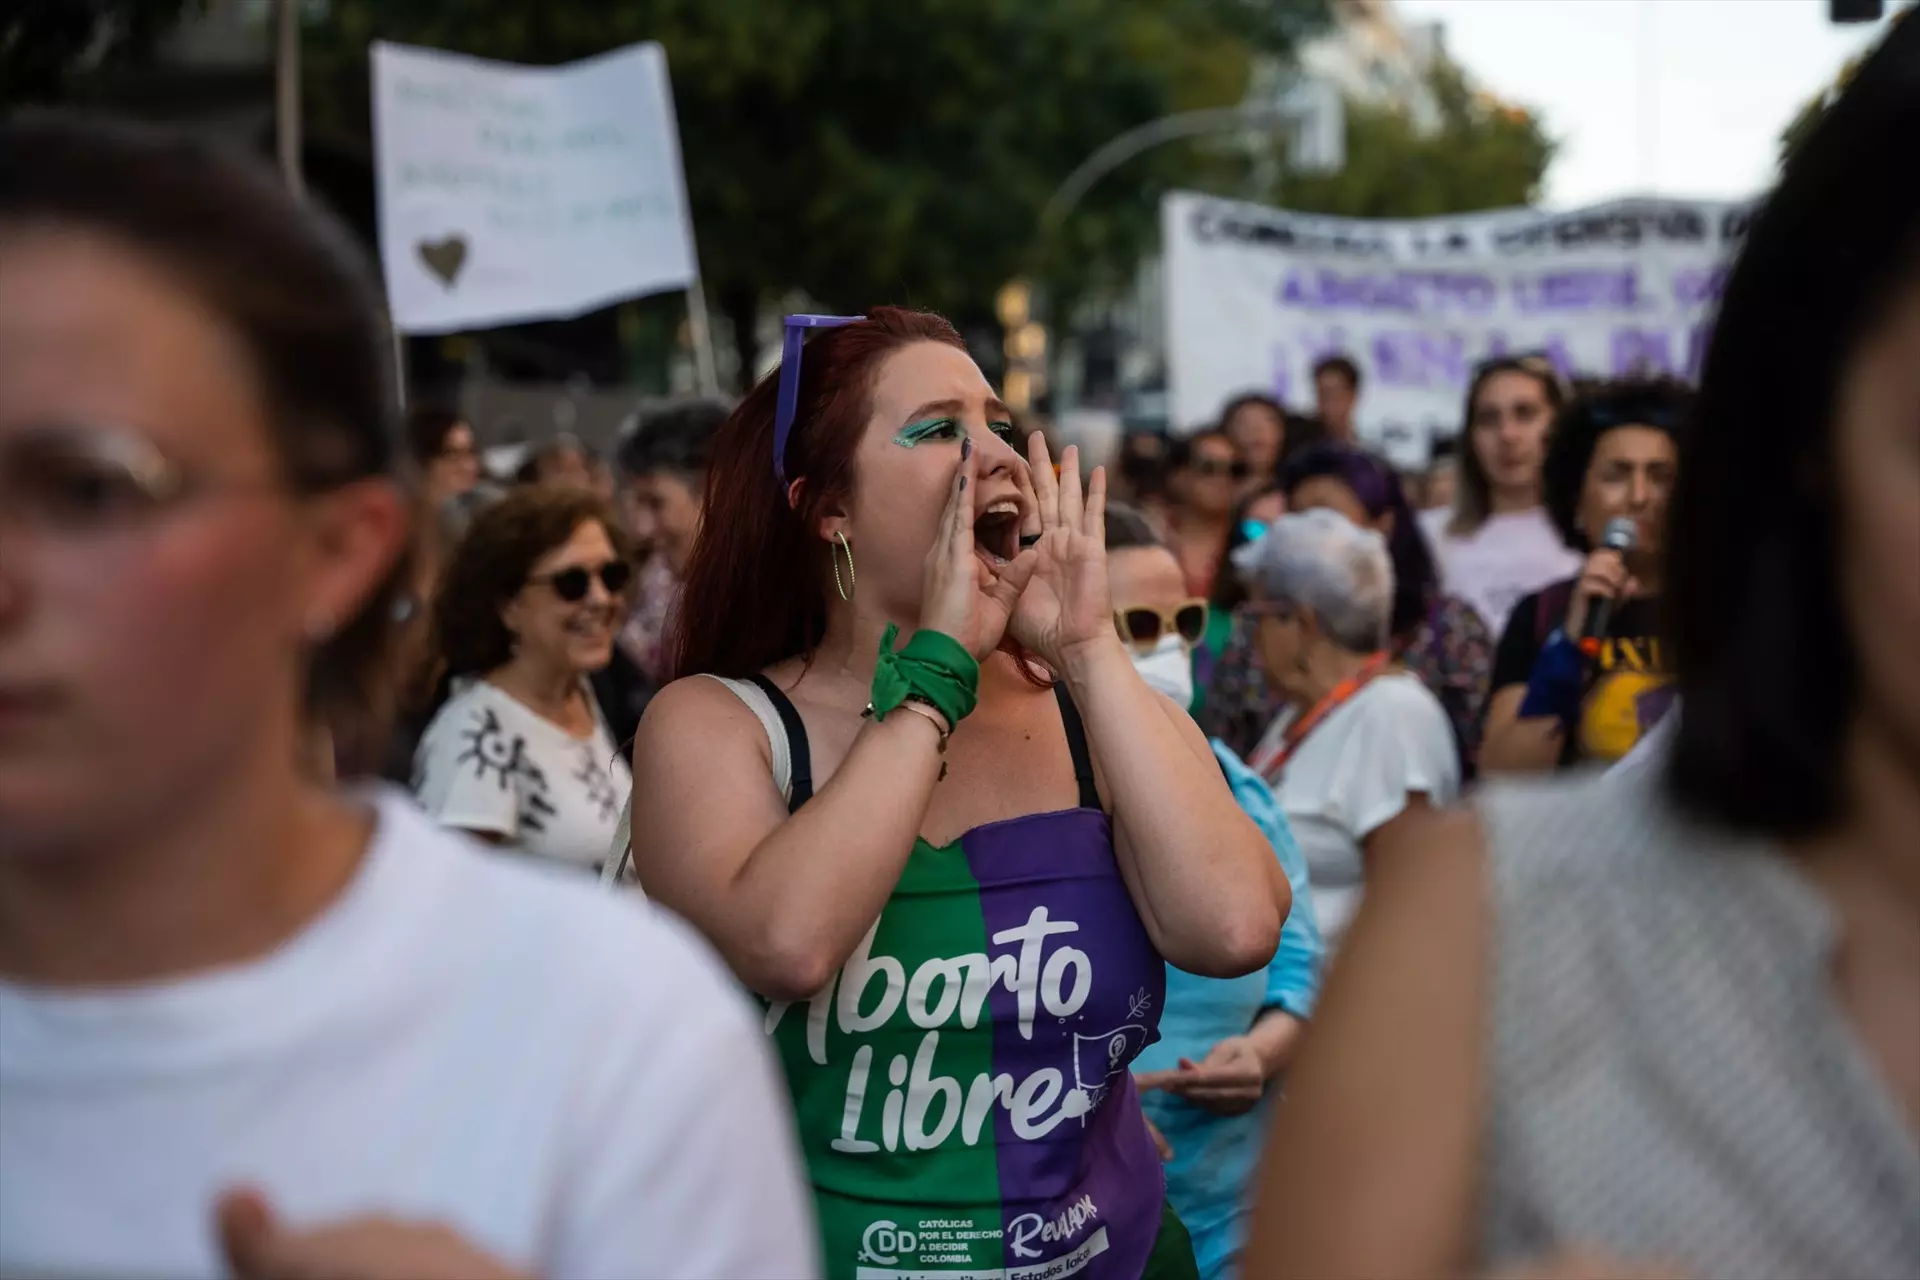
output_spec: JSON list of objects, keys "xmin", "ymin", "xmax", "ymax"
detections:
[{"xmin": 1578, "ymin": 516, "xmax": 1638, "ymax": 656}]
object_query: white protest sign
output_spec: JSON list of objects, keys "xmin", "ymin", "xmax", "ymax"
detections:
[
  {"xmin": 1163, "ymin": 190, "xmax": 1752, "ymax": 466},
  {"xmin": 373, "ymin": 41, "xmax": 698, "ymax": 335}
]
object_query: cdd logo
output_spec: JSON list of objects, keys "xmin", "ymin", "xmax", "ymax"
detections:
[{"xmin": 859, "ymin": 1221, "xmax": 918, "ymax": 1266}]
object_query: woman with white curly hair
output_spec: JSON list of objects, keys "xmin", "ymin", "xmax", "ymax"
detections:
[{"xmin": 1237, "ymin": 509, "xmax": 1460, "ymax": 949}]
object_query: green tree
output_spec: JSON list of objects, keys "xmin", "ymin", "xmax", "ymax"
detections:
[
  {"xmin": 2, "ymin": 0, "xmax": 203, "ymax": 107},
  {"xmin": 1277, "ymin": 52, "xmax": 1554, "ymax": 218},
  {"xmin": 303, "ymin": 0, "xmax": 1328, "ymax": 381}
]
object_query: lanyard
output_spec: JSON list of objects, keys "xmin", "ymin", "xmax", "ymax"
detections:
[{"xmin": 1251, "ymin": 651, "xmax": 1394, "ymax": 782}]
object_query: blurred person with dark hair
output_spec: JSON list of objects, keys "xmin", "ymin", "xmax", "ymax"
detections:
[
  {"xmin": 619, "ymin": 398, "xmax": 726, "ymax": 579},
  {"xmin": 405, "ymin": 406, "xmax": 480, "ymax": 508},
  {"xmin": 515, "ymin": 431, "xmax": 593, "ymax": 490},
  {"xmin": 1105, "ymin": 503, "xmax": 1324, "ymax": 1280},
  {"xmin": 1193, "ymin": 482, "xmax": 1290, "ymax": 748},
  {"xmin": 1119, "ymin": 427, "xmax": 1176, "ymax": 530},
  {"xmin": 0, "ymin": 114, "xmax": 815, "ymax": 1280},
  {"xmin": 1218, "ymin": 392, "xmax": 1288, "ymax": 496},
  {"xmin": 1165, "ymin": 429, "xmax": 1245, "ymax": 599},
  {"xmin": 1422, "ymin": 354, "xmax": 1583, "ymax": 635},
  {"xmin": 627, "ymin": 306, "xmax": 1286, "ymax": 1280},
  {"xmin": 614, "ymin": 397, "xmax": 727, "ymax": 686},
  {"xmin": 1421, "ymin": 433, "xmax": 1459, "ymax": 513},
  {"xmin": 413, "ymin": 486, "xmax": 636, "ymax": 872},
  {"xmin": 1479, "ymin": 378, "xmax": 1689, "ymax": 773},
  {"xmin": 1249, "ymin": 21, "xmax": 1920, "ymax": 1279},
  {"xmin": 1310, "ymin": 355, "xmax": 1361, "ymax": 443},
  {"xmin": 583, "ymin": 398, "xmax": 731, "ymax": 751},
  {"xmin": 1234, "ymin": 509, "xmax": 1459, "ymax": 950}
]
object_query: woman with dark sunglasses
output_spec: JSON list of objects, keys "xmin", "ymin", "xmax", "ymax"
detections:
[
  {"xmin": 1164, "ymin": 430, "xmax": 1246, "ymax": 599},
  {"xmin": 412, "ymin": 485, "xmax": 637, "ymax": 870}
]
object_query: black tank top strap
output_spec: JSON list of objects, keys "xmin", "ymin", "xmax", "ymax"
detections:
[
  {"xmin": 747, "ymin": 674, "xmax": 815, "ymax": 813},
  {"xmin": 1052, "ymin": 682, "xmax": 1103, "ymax": 812}
]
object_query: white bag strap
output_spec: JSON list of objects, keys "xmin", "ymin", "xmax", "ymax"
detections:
[{"xmin": 600, "ymin": 675, "xmax": 794, "ymax": 889}]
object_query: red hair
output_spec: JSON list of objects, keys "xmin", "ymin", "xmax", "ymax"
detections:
[{"xmin": 672, "ymin": 306, "xmax": 969, "ymax": 679}]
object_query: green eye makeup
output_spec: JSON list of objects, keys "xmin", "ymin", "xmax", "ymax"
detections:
[
  {"xmin": 893, "ymin": 418, "xmax": 963, "ymax": 448},
  {"xmin": 892, "ymin": 418, "xmax": 1019, "ymax": 448}
]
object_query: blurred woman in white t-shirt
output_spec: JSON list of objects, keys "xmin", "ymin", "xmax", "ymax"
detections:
[
  {"xmin": 1421, "ymin": 355, "xmax": 1582, "ymax": 636},
  {"xmin": 1238, "ymin": 510, "xmax": 1460, "ymax": 949},
  {"xmin": 412, "ymin": 485, "xmax": 634, "ymax": 873},
  {"xmin": 0, "ymin": 116, "xmax": 813, "ymax": 1280}
]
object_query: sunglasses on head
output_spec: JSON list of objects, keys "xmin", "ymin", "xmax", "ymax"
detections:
[
  {"xmin": 773, "ymin": 314, "xmax": 864, "ymax": 486},
  {"xmin": 1114, "ymin": 600, "xmax": 1208, "ymax": 651},
  {"xmin": 530, "ymin": 560, "xmax": 632, "ymax": 602}
]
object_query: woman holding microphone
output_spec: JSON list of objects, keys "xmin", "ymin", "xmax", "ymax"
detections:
[
  {"xmin": 1478, "ymin": 380, "xmax": 1688, "ymax": 773},
  {"xmin": 629, "ymin": 308, "xmax": 1285, "ymax": 1280}
]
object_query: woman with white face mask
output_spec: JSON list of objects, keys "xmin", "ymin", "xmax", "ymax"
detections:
[{"xmin": 1105, "ymin": 503, "xmax": 1324, "ymax": 1280}]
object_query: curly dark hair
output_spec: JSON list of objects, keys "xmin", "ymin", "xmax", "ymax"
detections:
[
  {"xmin": 430, "ymin": 486, "xmax": 634, "ymax": 680},
  {"xmin": 1542, "ymin": 378, "xmax": 1694, "ymax": 550}
]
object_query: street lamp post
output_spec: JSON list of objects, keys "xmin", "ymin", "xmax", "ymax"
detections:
[
  {"xmin": 273, "ymin": 0, "xmax": 305, "ymax": 199},
  {"xmin": 1025, "ymin": 82, "xmax": 1343, "ymax": 417},
  {"xmin": 1038, "ymin": 83, "xmax": 1344, "ymax": 235}
]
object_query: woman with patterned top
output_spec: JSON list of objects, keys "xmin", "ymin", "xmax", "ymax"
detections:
[
  {"xmin": 413, "ymin": 486, "xmax": 635, "ymax": 873},
  {"xmin": 629, "ymin": 306, "xmax": 1287, "ymax": 1280}
]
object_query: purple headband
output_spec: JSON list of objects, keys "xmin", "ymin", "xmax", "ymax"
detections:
[{"xmin": 773, "ymin": 313, "xmax": 862, "ymax": 486}]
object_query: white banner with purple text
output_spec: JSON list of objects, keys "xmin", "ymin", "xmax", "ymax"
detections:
[{"xmin": 1163, "ymin": 190, "xmax": 1752, "ymax": 467}]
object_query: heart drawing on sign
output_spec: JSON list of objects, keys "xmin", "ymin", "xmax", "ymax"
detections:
[{"xmin": 416, "ymin": 235, "xmax": 468, "ymax": 287}]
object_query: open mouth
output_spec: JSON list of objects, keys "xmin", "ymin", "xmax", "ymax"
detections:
[{"xmin": 973, "ymin": 500, "xmax": 1023, "ymax": 564}]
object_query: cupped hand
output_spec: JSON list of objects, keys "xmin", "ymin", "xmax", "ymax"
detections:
[
  {"xmin": 917, "ymin": 438, "xmax": 1040, "ymax": 663},
  {"xmin": 1136, "ymin": 1035, "xmax": 1268, "ymax": 1116},
  {"xmin": 1008, "ymin": 434, "xmax": 1118, "ymax": 672},
  {"xmin": 217, "ymin": 1187, "xmax": 530, "ymax": 1280}
]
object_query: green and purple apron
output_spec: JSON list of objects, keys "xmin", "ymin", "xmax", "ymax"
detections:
[{"xmin": 751, "ymin": 677, "xmax": 1179, "ymax": 1280}]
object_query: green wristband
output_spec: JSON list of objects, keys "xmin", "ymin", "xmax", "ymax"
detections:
[{"xmin": 871, "ymin": 623, "xmax": 980, "ymax": 730}]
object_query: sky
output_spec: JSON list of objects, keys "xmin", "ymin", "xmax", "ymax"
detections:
[{"xmin": 1393, "ymin": 0, "xmax": 1913, "ymax": 208}]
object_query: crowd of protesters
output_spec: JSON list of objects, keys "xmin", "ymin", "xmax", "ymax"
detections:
[{"xmin": 4, "ymin": 15, "xmax": 1920, "ymax": 1280}]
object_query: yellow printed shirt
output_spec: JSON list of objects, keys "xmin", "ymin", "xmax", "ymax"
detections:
[{"xmin": 1491, "ymin": 584, "xmax": 1677, "ymax": 768}]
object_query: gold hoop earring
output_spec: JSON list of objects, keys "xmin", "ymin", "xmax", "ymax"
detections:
[{"xmin": 832, "ymin": 532, "xmax": 856, "ymax": 602}]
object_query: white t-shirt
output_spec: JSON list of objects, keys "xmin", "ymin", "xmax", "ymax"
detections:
[
  {"xmin": 0, "ymin": 792, "xmax": 818, "ymax": 1280},
  {"xmin": 1255, "ymin": 673, "xmax": 1460, "ymax": 948},
  {"xmin": 413, "ymin": 677, "xmax": 631, "ymax": 873},
  {"xmin": 1420, "ymin": 506, "xmax": 1583, "ymax": 637}
]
